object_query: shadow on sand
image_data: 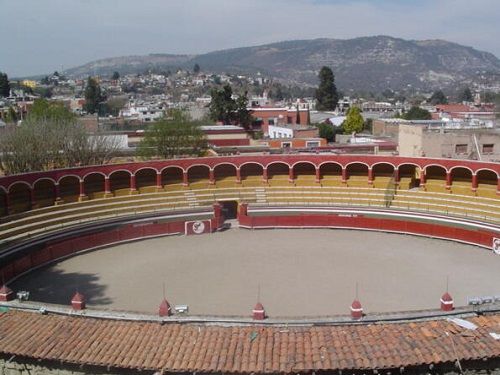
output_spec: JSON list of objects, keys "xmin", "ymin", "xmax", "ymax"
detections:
[{"xmin": 9, "ymin": 266, "xmax": 112, "ymax": 306}]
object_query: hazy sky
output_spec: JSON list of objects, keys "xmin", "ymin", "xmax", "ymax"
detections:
[{"xmin": 1, "ymin": 0, "xmax": 499, "ymax": 77}]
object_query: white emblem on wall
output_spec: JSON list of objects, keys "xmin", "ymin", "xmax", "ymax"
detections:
[
  {"xmin": 493, "ymin": 238, "xmax": 500, "ymax": 255},
  {"xmin": 192, "ymin": 221, "xmax": 206, "ymax": 234}
]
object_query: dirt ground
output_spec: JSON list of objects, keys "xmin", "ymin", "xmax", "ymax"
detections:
[{"xmin": 11, "ymin": 229, "xmax": 500, "ymax": 317}]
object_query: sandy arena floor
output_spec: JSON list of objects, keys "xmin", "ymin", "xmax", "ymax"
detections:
[{"xmin": 11, "ymin": 229, "xmax": 500, "ymax": 317}]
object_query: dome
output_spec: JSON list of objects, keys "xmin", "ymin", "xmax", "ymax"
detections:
[{"xmin": 441, "ymin": 292, "xmax": 453, "ymax": 302}]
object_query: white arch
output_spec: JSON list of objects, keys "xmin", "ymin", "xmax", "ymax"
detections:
[
  {"xmin": 265, "ymin": 161, "xmax": 291, "ymax": 170},
  {"xmin": 108, "ymin": 169, "xmax": 133, "ymax": 178},
  {"xmin": 160, "ymin": 165, "xmax": 186, "ymax": 174},
  {"xmin": 449, "ymin": 165, "xmax": 474, "ymax": 176},
  {"xmin": 371, "ymin": 161, "xmax": 397, "ymax": 170},
  {"xmin": 291, "ymin": 160, "xmax": 318, "ymax": 169},
  {"xmin": 423, "ymin": 164, "xmax": 449, "ymax": 174},
  {"xmin": 57, "ymin": 174, "xmax": 82, "ymax": 184},
  {"xmin": 475, "ymin": 168, "xmax": 500, "ymax": 179},
  {"xmin": 32, "ymin": 177, "xmax": 57, "ymax": 187},
  {"xmin": 134, "ymin": 166, "xmax": 160, "ymax": 175},
  {"xmin": 186, "ymin": 164, "xmax": 211, "ymax": 174},
  {"xmin": 318, "ymin": 161, "xmax": 344, "ymax": 170},
  {"xmin": 82, "ymin": 171, "xmax": 107, "ymax": 180},
  {"xmin": 239, "ymin": 161, "xmax": 265, "ymax": 169},
  {"xmin": 8, "ymin": 180, "xmax": 33, "ymax": 192},
  {"xmin": 345, "ymin": 161, "xmax": 370, "ymax": 170}
]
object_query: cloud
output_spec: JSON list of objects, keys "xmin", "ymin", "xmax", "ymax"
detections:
[{"xmin": 0, "ymin": 0, "xmax": 499, "ymax": 76}]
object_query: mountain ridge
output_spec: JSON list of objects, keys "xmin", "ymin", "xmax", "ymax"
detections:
[{"xmin": 63, "ymin": 36, "xmax": 500, "ymax": 92}]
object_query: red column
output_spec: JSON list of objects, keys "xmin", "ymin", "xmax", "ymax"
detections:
[
  {"xmin": 236, "ymin": 168, "xmax": 242, "ymax": 184},
  {"xmin": 130, "ymin": 174, "xmax": 137, "ymax": 191},
  {"xmin": 368, "ymin": 168, "xmax": 373, "ymax": 185},
  {"xmin": 156, "ymin": 173, "xmax": 162, "ymax": 189},
  {"xmin": 209, "ymin": 169, "xmax": 215, "ymax": 185},
  {"xmin": 79, "ymin": 180, "xmax": 85, "ymax": 197},
  {"xmin": 394, "ymin": 168, "xmax": 400, "ymax": 184},
  {"xmin": 445, "ymin": 171, "xmax": 452, "ymax": 190},
  {"xmin": 497, "ymin": 177, "xmax": 500, "ymax": 195},
  {"xmin": 471, "ymin": 174, "xmax": 478, "ymax": 192},
  {"xmin": 104, "ymin": 177, "xmax": 111, "ymax": 194},
  {"xmin": 341, "ymin": 167, "xmax": 347, "ymax": 183},
  {"xmin": 182, "ymin": 171, "xmax": 189, "ymax": 186},
  {"xmin": 315, "ymin": 167, "xmax": 321, "ymax": 183},
  {"xmin": 288, "ymin": 167, "xmax": 294, "ymax": 183},
  {"xmin": 420, "ymin": 169, "xmax": 426, "ymax": 186},
  {"xmin": 262, "ymin": 168, "xmax": 268, "ymax": 183},
  {"xmin": 30, "ymin": 188, "xmax": 36, "ymax": 209},
  {"xmin": 54, "ymin": 183, "xmax": 61, "ymax": 203}
]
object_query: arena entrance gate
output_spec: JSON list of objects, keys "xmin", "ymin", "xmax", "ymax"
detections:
[{"xmin": 219, "ymin": 200, "xmax": 238, "ymax": 220}]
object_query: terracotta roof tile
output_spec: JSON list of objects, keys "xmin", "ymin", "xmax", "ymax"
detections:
[{"xmin": 1, "ymin": 310, "xmax": 500, "ymax": 373}]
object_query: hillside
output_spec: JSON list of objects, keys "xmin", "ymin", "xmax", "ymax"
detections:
[{"xmin": 64, "ymin": 36, "xmax": 500, "ymax": 92}]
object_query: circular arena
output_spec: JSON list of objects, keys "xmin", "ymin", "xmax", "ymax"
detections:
[{"xmin": 1, "ymin": 154, "xmax": 500, "ymax": 374}]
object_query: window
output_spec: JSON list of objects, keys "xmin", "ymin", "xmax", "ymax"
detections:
[
  {"xmin": 306, "ymin": 141, "xmax": 320, "ymax": 148},
  {"xmin": 281, "ymin": 142, "xmax": 291, "ymax": 148},
  {"xmin": 455, "ymin": 144, "xmax": 468, "ymax": 154},
  {"xmin": 268, "ymin": 118, "xmax": 275, "ymax": 125},
  {"xmin": 483, "ymin": 144, "xmax": 494, "ymax": 154}
]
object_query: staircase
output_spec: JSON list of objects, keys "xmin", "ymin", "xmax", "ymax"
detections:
[
  {"xmin": 255, "ymin": 188, "xmax": 267, "ymax": 204},
  {"xmin": 184, "ymin": 191, "xmax": 199, "ymax": 207}
]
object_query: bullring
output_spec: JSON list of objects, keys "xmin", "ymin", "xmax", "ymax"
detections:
[{"xmin": 1, "ymin": 154, "xmax": 500, "ymax": 374}]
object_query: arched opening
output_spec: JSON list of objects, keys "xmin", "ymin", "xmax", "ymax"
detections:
[
  {"xmin": 214, "ymin": 164, "xmax": 237, "ymax": 188},
  {"xmin": 187, "ymin": 165, "xmax": 210, "ymax": 189},
  {"xmin": 240, "ymin": 163, "xmax": 264, "ymax": 187},
  {"xmin": 136, "ymin": 168, "xmax": 157, "ymax": 194},
  {"xmin": 267, "ymin": 162, "xmax": 290, "ymax": 187},
  {"xmin": 9, "ymin": 183, "xmax": 31, "ymax": 214},
  {"xmin": 109, "ymin": 171, "xmax": 132, "ymax": 196},
  {"xmin": 320, "ymin": 163, "xmax": 342, "ymax": 186},
  {"xmin": 293, "ymin": 162, "xmax": 316, "ymax": 186},
  {"xmin": 346, "ymin": 163, "xmax": 369, "ymax": 187},
  {"xmin": 33, "ymin": 179, "xmax": 56, "ymax": 208},
  {"xmin": 372, "ymin": 163, "xmax": 395, "ymax": 189},
  {"xmin": 450, "ymin": 167, "xmax": 473, "ymax": 195},
  {"xmin": 84, "ymin": 173, "xmax": 105, "ymax": 199},
  {"xmin": 162, "ymin": 167, "xmax": 184, "ymax": 191},
  {"xmin": 425, "ymin": 166, "xmax": 447, "ymax": 193},
  {"xmin": 0, "ymin": 189, "xmax": 7, "ymax": 216},
  {"xmin": 59, "ymin": 176, "xmax": 80, "ymax": 203},
  {"xmin": 397, "ymin": 164, "xmax": 418, "ymax": 189},
  {"xmin": 476, "ymin": 170, "xmax": 498, "ymax": 198}
]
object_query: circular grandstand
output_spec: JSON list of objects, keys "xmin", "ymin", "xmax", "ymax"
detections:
[{"xmin": 1, "ymin": 154, "xmax": 500, "ymax": 374}]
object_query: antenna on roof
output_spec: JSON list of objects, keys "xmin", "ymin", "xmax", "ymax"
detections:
[
  {"xmin": 446, "ymin": 275, "xmax": 449, "ymax": 293},
  {"xmin": 163, "ymin": 282, "xmax": 166, "ymax": 299},
  {"xmin": 257, "ymin": 283, "xmax": 261, "ymax": 302},
  {"xmin": 355, "ymin": 281, "xmax": 359, "ymax": 300}
]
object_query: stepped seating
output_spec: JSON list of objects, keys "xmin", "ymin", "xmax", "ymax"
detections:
[
  {"xmin": 450, "ymin": 180, "xmax": 475, "ymax": 196},
  {"xmin": 320, "ymin": 176, "xmax": 344, "ymax": 187},
  {"xmin": 347, "ymin": 175, "xmax": 370, "ymax": 188},
  {"xmin": 391, "ymin": 189, "xmax": 500, "ymax": 222},
  {"xmin": 398, "ymin": 177, "xmax": 414, "ymax": 190},
  {"xmin": 1, "ymin": 180, "xmax": 499, "ymax": 248},
  {"xmin": 372, "ymin": 176, "xmax": 393, "ymax": 189}
]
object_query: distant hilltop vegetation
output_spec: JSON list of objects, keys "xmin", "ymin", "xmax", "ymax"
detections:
[{"xmin": 63, "ymin": 36, "xmax": 500, "ymax": 92}]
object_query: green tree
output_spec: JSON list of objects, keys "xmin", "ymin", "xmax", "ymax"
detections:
[
  {"xmin": 193, "ymin": 63, "xmax": 200, "ymax": 74},
  {"xmin": 314, "ymin": 123, "xmax": 337, "ymax": 142},
  {"xmin": 429, "ymin": 90, "xmax": 448, "ymax": 105},
  {"xmin": 138, "ymin": 109, "xmax": 207, "ymax": 159},
  {"xmin": 84, "ymin": 77, "xmax": 106, "ymax": 114},
  {"xmin": 315, "ymin": 67, "xmax": 339, "ymax": 111},
  {"xmin": 209, "ymin": 85, "xmax": 252, "ymax": 129},
  {"xmin": 342, "ymin": 107, "xmax": 364, "ymax": 134},
  {"xmin": 0, "ymin": 72, "xmax": 10, "ymax": 97},
  {"xmin": 112, "ymin": 71, "xmax": 120, "ymax": 80},
  {"xmin": 402, "ymin": 106, "xmax": 432, "ymax": 120},
  {"xmin": 458, "ymin": 87, "xmax": 473, "ymax": 102}
]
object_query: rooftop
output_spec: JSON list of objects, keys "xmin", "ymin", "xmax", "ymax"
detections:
[{"xmin": 0, "ymin": 308, "xmax": 499, "ymax": 373}]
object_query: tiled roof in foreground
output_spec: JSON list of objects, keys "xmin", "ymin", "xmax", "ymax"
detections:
[{"xmin": 1, "ymin": 310, "xmax": 500, "ymax": 373}]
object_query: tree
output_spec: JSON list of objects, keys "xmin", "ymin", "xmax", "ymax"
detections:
[
  {"xmin": 137, "ymin": 109, "xmax": 207, "ymax": 159},
  {"xmin": 314, "ymin": 123, "xmax": 338, "ymax": 143},
  {"xmin": 0, "ymin": 72, "xmax": 10, "ymax": 97},
  {"xmin": 112, "ymin": 71, "xmax": 120, "ymax": 80},
  {"xmin": 84, "ymin": 77, "xmax": 106, "ymax": 114},
  {"xmin": 342, "ymin": 107, "xmax": 364, "ymax": 134},
  {"xmin": 402, "ymin": 106, "xmax": 432, "ymax": 120},
  {"xmin": 458, "ymin": 87, "xmax": 473, "ymax": 102},
  {"xmin": 315, "ymin": 66, "xmax": 339, "ymax": 111},
  {"xmin": 208, "ymin": 85, "xmax": 252, "ymax": 129},
  {"xmin": 193, "ymin": 63, "xmax": 200, "ymax": 74},
  {"xmin": 0, "ymin": 99, "xmax": 119, "ymax": 174},
  {"xmin": 429, "ymin": 90, "xmax": 448, "ymax": 105}
]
